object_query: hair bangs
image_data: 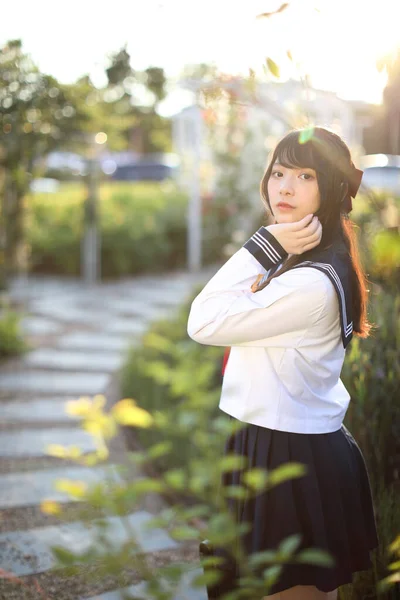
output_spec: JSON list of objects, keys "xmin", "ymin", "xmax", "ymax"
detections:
[{"xmin": 272, "ymin": 131, "xmax": 329, "ymax": 176}]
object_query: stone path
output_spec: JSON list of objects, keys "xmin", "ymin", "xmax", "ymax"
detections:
[{"xmin": 0, "ymin": 267, "xmax": 218, "ymax": 599}]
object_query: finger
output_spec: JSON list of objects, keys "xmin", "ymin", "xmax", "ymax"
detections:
[
  {"xmin": 307, "ymin": 222, "xmax": 322, "ymax": 242},
  {"xmin": 289, "ymin": 213, "xmax": 315, "ymax": 231},
  {"xmin": 296, "ymin": 216, "xmax": 319, "ymax": 238},
  {"xmin": 301, "ymin": 241, "xmax": 319, "ymax": 252},
  {"xmin": 301, "ymin": 225, "xmax": 322, "ymax": 250}
]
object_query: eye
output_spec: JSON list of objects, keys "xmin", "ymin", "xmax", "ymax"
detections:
[
  {"xmin": 300, "ymin": 173, "xmax": 314, "ymax": 180},
  {"xmin": 271, "ymin": 170, "xmax": 283, "ymax": 178}
]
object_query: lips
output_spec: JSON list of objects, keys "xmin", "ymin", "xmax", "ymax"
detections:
[{"xmin": 277, "ymin": 202, "xmax": 295, "ymax": 209}]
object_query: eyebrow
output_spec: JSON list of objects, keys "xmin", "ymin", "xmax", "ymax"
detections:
[{"xmin": 273, "ymin": 163, "xmax": 315, "ymax": 170}]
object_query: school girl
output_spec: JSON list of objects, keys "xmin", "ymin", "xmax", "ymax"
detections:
[{"xmin": 187, "ymin": 127, "xmax": 380, "ymax": 599}]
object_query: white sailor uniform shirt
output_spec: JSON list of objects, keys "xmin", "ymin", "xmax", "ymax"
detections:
[{"xmin": 187, "ymin": 225, "xmax": 354, "ymax": 434}]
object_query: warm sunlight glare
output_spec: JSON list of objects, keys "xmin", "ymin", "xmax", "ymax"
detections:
[{"xmin": 244, "ymin": 0, "xmax": 400, "ymax": 103}]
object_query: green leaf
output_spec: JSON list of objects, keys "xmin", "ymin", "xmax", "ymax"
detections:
[
  {"xmin": 223, "ymin": 485, "xmax": 248, "ymax": 499},
  {"xmin": 219, "ymin": 454, "xmax": 248, "ymax": 472},
  {"xmin": 266, "ymin": 57, "xmax": 280, "ymax": 78},
  {"xmin": 52, "ymin": 546, "xmax": 77, "ymax": 566},
  {"xmin": 242, "ymin": 467, "xmax": 269, "ymax": 491},
  {"xmin": 147, "ymin": 440, "xmax": 173, "ymax": 459},
  {"xmin": 192, "ymin": 570, "xmax": 224, "ymax": 587},
  {"xmin": 278, "ymin": 534, "xmax": 302, "ymax": 556},
  {"xmin": 268, "ymin": 462, "xmax": 307, "ymax": 487},
  {"xmin": 298, "ymin": 127, "xmax": 314, "ymax": 144},
  {"xmin": 248, "ymin": 549, "xmax": 277, "ymax": 568},
  {"xmin": 170, "ymin": 525, "xmax": 200, "ymax": 540},
  {"xmin": 126, "ymin": 478, "xmax": 165, "ymax": 496},
  {"xmin": 164, "ymin": 468, "xmax": 186, "ymax": 490},
  {"xmin": 262, "ymin": 565, "xmax": 283, "ymax": 585},
  {"xmin": 296, "ymin": 548, "xmax": 336, "ymax": 567}
]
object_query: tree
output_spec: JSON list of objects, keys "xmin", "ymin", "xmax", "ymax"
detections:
[
  {"xmin": 104, "ymin": 48, "xmax": 170, "ymax": 153},
  {"xmin": 0, "ymin": 40, "xmax": 91, "ymax": 284},
  {"xmin": 382, "ymin": 50, "xmax": 400, "ymax": 154}
]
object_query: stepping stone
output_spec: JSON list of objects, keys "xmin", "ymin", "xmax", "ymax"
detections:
[
  {"xmin": 30, "ymin": 302, "xmax": 113, "ymax": 326},
  {"xmin": 104, "ymin": 320, "xmax": 149, "ymax": 336},
  {"xmin": 100, "ymin": 299, "xmax": 171, "ymax": 318},
  {"xmin": 0, "ymin": 427, "xmax": 97, "ymax": 457},
  {"xmin": 20, "ymin": 317, "xmax": 63, "ymax": 335},
  {"xmin": 1, "ymin": 398, "xmax": 80, "ymax": 423},
  {"xmin": 0, "ymin": 370, "xmax": 109, "ymax": 395},
  {"xmin": 23, "ymin": 349, "xmax": 124, "ymax": 372},
  {"xmin": 81, "ymin": 567, "xmax": 207, "ymax": 600},
  {"xmin": 57, "ymin": 333, "xmax": 133, "ymax": 352},
  {"xmin": 0, "ymin": 510, "xmax": 179, "ymax": 576},
  {"xmin": 0, "ymin": 464, "xmax": 123, "ymax": 509}
]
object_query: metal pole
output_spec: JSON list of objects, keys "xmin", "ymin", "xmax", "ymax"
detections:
[
  {"xmin": 187, "ymin": 106, "xmax": 202, "ymax": 273},
  {"xmin": 82, "ymin": 140, "xmax": 100, "ymax": 285}
]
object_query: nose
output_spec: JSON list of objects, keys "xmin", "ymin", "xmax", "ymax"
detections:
[{"xmin": 279, "ymin": 178, "xmax": 294, "ymax": 196}]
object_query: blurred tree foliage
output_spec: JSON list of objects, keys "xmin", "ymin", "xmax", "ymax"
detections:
[
  {"xmin": 364, "ymin": 49, "xmax": 400, "ymax": 155},
  {"xmin": 0, "ymin": 39, "xmax": 89, "ymax": 284},
  {"xmin": 0, "ymin": 40, "xmax": 171, "ymax": 286}
]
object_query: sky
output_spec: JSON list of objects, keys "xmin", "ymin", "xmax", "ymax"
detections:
[{"xmin": 1, "ymin": 0, "xmax": 399, "ymax": 116}]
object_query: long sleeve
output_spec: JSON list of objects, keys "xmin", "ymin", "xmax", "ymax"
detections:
[{"xmin": 187, "ymin": 227, "xmax": 330, "ymax": 348}]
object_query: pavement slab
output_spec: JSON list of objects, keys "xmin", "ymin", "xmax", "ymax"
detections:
[
  {"xmin": 103, "ymin": 320, "xmax": 153, "ymax": 336},
  {"xmin": 0, "ymin": 370, "xmax": 110, "ymax": 395},
  {"xmin": 0, "ymin": 397, "xmax": 80, "ymax": 423},
  {"xmin": 0, "ymin": 510, "xmax": 179, "ymax": 576},
  {"xmin": 0, "ymin": 427, "xmax": 97, "ymax": 457},
  {"xmin": 0, "ymin": 464, "xmax": 123, "ymax": 509},
  {"xmin": 23, "ymin": 348, "xmax": 124, "ymax": 372},
  {"xmin": 56, "ymin": 333, "xmax": 135, "ymax": 352},
  {"xmin": 20, "ymin": 316, "xmax": 64, "ymax": 336},
  {"xmin": 80, "ymin": 567, "xmax": 207, "ymax": 600}
]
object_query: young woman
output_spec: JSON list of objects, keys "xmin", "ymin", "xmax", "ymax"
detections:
[{"xmin": 187, "ymin": 127, "xmax": 379, "ymax": 599}]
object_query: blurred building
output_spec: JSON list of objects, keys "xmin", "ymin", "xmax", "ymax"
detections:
[{"xmin": 171, "ymin": 77, "xmax": 376, "ymax": 212}]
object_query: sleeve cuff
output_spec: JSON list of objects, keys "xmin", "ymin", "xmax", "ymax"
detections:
[{"xmin": 243, "ymin": 226, "xmax": 288, "ymax": 270}]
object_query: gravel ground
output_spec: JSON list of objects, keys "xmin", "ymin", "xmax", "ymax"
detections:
[
  {"xmin": 0, "ymin": 456, "xmax": 79, "ymax": 474},
  {"xmin": 0, "ymin": 420, "xmax": 81, "ymax": 432},
  {"xmin": 0, "ymin": 490, "xmax": 167, "ymax": 534},
  {"xmin": 0, "ymin": 541, "xmax": 201, "ymax": 600},
  {"xmin": 0, "ymin": 502, "xmax": 116, "ymax": 534}
]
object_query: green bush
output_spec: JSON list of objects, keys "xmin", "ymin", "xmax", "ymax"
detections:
[
  {"xmin": 0, "ymin": 305, "xmax": 29, "ymax": 359},
  {"xmin": 26, "ymin": 181, "xmax": 236, "ymax": 278},
  {"xmin": 27, "ymin": 181, "xmax": 190, "ymax": 277},
  {"xmin": 120, "ymin": 289, "xmax": 224, "ymax": 475},
  {"xmin": 340, "ymin": 287, "xmax": 400, "ymax": 598}
]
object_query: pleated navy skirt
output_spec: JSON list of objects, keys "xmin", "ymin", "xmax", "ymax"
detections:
[{"xmin": 208, "ymin": 415, "xmax": 380, "ymax": 597}]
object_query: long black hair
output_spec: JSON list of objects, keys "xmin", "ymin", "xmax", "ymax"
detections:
[{"xmin": 256, "ymin": 126, "xmax": 373, "ymax": 339}]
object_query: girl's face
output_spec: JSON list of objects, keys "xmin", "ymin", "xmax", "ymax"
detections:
[{"xmin": 267, "ymin": 162, "xmax": 321, "ymax": 223}]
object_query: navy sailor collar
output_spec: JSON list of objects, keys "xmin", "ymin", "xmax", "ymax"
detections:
[
  {"xmin": 255, "ymin": 240, "xmax": 353, "ymax": 349},
  {"xmin": 291, "ymin": 241, "xmax": 353, "ymax": 349},
  {"xmin": 245, "ymin": 226, "xmax": 354, "ymax": 349}
]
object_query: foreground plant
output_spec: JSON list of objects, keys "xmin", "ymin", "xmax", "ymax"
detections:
[{"xmin": 35, "ymin": 394, "xmax": 340, "ymax": 599}]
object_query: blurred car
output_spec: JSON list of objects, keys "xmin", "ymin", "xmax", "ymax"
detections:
[{"xmin": 360, "ymin": 154, "xmax": 400, "ymax": 196}]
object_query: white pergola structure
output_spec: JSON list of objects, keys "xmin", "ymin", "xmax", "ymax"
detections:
[{"xmin": 171, "ymin": 99, "xmax": 212, "ymax": 273}]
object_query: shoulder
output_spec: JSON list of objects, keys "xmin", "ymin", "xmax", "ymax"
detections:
[
  {"xmin": 254, "ymin": 265, "xmax": 331, "ymax": 311},
  {"xmin": 273, "ymin": 265, "xmax": 332, "ymax": 295}
]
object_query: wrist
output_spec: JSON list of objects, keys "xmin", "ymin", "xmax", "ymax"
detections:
[{"xmin": 243, "ymin": 226, "xmax": 288, "ymax": 271}]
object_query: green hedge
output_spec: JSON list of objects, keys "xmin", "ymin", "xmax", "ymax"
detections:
[
  {"xmin": 26, "ymin": 181, "xmax": 233, "ymax": 278},
  {"xmin": 0, "ymin": 305, "xmax": 30, "ymax": 360}
]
